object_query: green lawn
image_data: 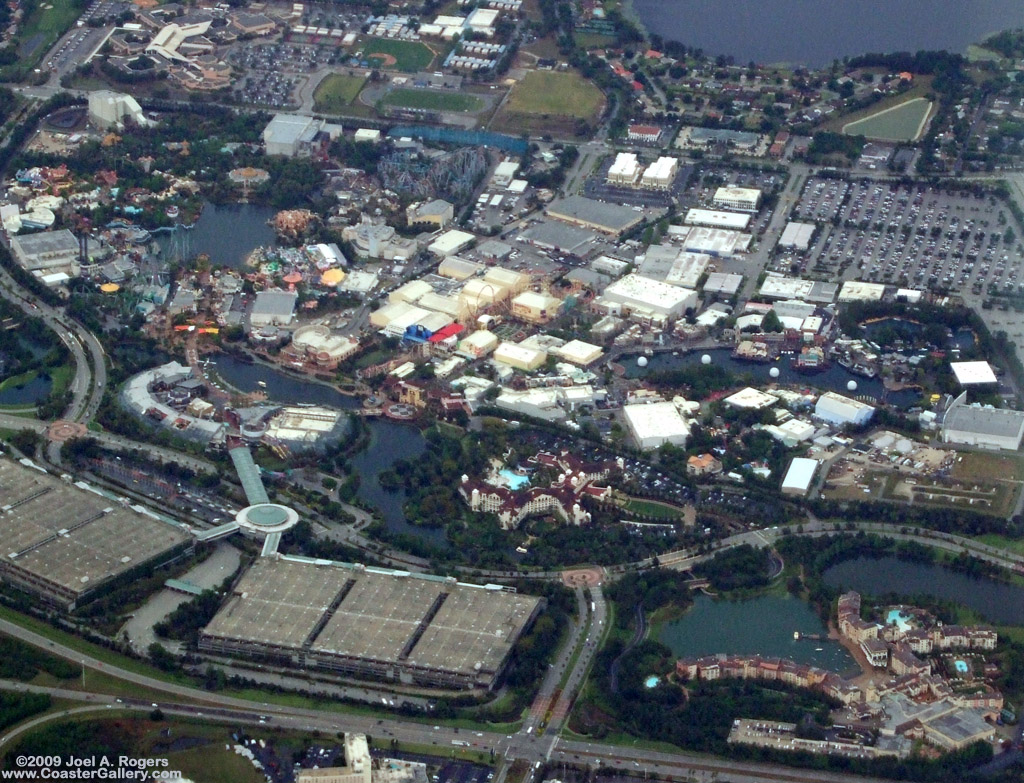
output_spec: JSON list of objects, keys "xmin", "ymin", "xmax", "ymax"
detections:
[
  {"xmin": 1, "ymin": 0, "xmax": 81, "ymax": 79},
  {"xmin": 841, "ymin": 97, "xmax": 933, "ymax": 142},
  {"xmin": 505, "ymin": 70, "xmax": 604, "ymax": 118},
  {"xmin": 164, "ymin": 742, "xmax": 266, "ymax": 783},
  {"xmin": 0, "ymin": 369, "xmax": 39, "ymax": 392},
  {"xmin": 362, "ymin": 38, "xmax": 436, "ymax": 71},
  {"xmin": 381, "ymin": 88, "xmax": 483, "ymax": 113},
  {"xmin": 313, "ymin": 73, "xmax": 367, "ymax": 113},
  {"xmin": 621, "ymin": 497, "xmax": 685, "ymax": 520}
]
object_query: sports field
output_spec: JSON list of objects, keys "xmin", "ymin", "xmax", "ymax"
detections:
[
  {"xmin": 313, "ymin": 73, "xmax": 366, "ymax": 112},
  {"xmin": 381, "ymin": 88, "xmax": 483, "ymax": 113},
  {"xmin": 842, "ymin": 97, "xmax": 933, "ymax": 142},
  {"xmin": 362, "ymin": 38, "xmax": 435, "ymax": 71},
  {"xmin": 505, "ymin": 70, "xmax": 604, "ymax": 117}
]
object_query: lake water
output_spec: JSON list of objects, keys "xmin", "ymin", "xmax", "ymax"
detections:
[
  {"xmin": 209, "ymin": 354, "xmax": 445, "ymax": 546},
  {"xmin": 620, "ymin": 348, "xmax": 921, "ymax": 408},
  {"xmin": 659, "ymin": 594, "xmax": 857, "ymax": 673},
  {"xmin": 629, "ymin": 0, "xmax": 1024, "ymax": 66},
  {"xmin": 823, "ymin": 556, "xmax": 1024, "ymax": 626},
  {"xmin": 0, "ymin": 373, "xmax": 51, "ymax": 405},
  {"xmin": 155, "ymin": 202, "xmax": 278, "ymax": 269}
]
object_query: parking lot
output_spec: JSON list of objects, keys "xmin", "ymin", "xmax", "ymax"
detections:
[{"xmin": 778, "ymin": 178, "xmax": 1024, "ymax": 297}]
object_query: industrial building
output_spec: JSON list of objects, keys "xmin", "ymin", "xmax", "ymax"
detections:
[
  {"xmin": 781, "ymin": 458, "xmax": 819, "ymax": 496},
  {"xmin": 607, "ymin": 152, "xmax": 641, "ymax": 186},
  {"xmin": 703, "ymin": 272, "xmax": 744, "ymax": 297},
  {"xmin": 406, "ymin": 199, "xmax": 454, "ymax": 230},
  {"xmin": 814, "ymin": 391, "xmax": 875, "ymax": 427},
  {"xmin": 263, "ymin": 114, "xmax": 340, "ymax": 157},
  {"xmin": 493, "ymin": 341, "xmax": 546, "ymax": 371},
  {"xmin": 778, "ymin": 221, "xmax": 816, "ymax": 251},
  {"xmin": 596, "ymin": 274, "xmax": 697, "ymax": 320},
  {"xmin": 492, "ymin": 160, "xmax": 520, "ymax": 187},
  {"xmin": 9, "ymin": 230, "xmax": 81, "ymax": 277},
  {"xmin": 510, "ymin": 291, "xmax": 562, "ymax": 324},
  {"xmin": 428, "ymin": 229, "xmax": 476, "ymax": 257},
  {"xmin": 622, "ymin": 400, "xmax": 692, "ymax": 450},
  {"xmin": 838, "ymin": 281, "xmax": 886, "ymax": 302},
  {"xmin": 712, "ymin": 186, "xmax": 761, "ymax": 212},
  {"xmin": 671, "ymin": 226, "xmax": 751, "ymax": 257},
  {"xmin": 950, "ymin": 361, "xmax": 999, "ymax": 387},
  {"xmin": 758, "ymin": 275, "xmax": 838, "ymax": 304},
  {"xmin": 457, "ymin": 329, "xmax": 499, "ymax": 358},
  {"xmin": 199, "ymin": 556, "xmax": 544, "ymax": 690},
  {"xmin": 0, "ymin": 457, "xmax": 193, "ymax": 610},
  {"xmin": 546, "ymin": 196, "xmax": 645, "ymax": 236},
  {"xmin": 684, "ymin": 209, "xmax": 751, "ymax": 231},
  {"xmin": 941, "ymin": 392, "xmax": 1024, "ymax": 450},
  {"xmin": 250, "ymin": 290, "xmax": 298, "ymax": 328}
]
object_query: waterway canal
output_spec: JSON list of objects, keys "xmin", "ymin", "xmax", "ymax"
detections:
[{"xmin": 209, "ymin": 354, "xmax": 446, "ymax": 547}]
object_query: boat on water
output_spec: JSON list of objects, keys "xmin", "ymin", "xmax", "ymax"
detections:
[{"xmin": 257, "ymin": 380, "xmax": 267, "ymax": 388}]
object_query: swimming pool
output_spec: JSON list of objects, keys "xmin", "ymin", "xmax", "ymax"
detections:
[
  {"xmin": 886, "ymin": 608, "xmax": 912, "ymax": 632},
  {"xmin": 954, "ymin": 659, "xmax": 969, "ymax": 674},
  {"xmin": 499, "ymin": 469, "xmax": 530, "ymax": 490},
  {"xmin": 644, "ymin": 675, "xmax": 660, "ymax": 688}
]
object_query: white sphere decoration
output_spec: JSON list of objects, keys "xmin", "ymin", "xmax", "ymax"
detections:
[
  {"xmin": 769, "ymin": 366, "xmax": 780, "ymax": 379},
  {"xmin": 847, "ymin": 380, "xmax": 858, "ymax": 392},
  {"xmin": 701, "ymin": 354, "xmax": 711, "ymax": 365},
  {"xmin": 637, "ymin": 356, "xmax": 648, "ymax": 368}
]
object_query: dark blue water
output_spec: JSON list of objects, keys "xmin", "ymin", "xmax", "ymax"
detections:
[
  {"xmin": 660, "ymin": 594, "xmax": 857, "ymax": 673},
  {"xmin": 155, "ymin": 202, "xmax": 278, "ymax": 269},
  {"xmin": 210, "ymin": 354, "xmax": 445, "ymax": 545},
  {"xmin": 621, "ymin": 348, "xmax": 921, "ymax": 408},
  {"xmin": 824, "ymin": 556, "xmax": 1024, "ymax": 626},
  {"xmin": 0, "ymin": 374, "xmax": 51, "ymax": 405},
  {"xmin": 629, "ymin": 0, "xmax": 1024, "ymax": 67}
]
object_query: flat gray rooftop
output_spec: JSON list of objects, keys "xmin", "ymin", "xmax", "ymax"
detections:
[
  {"xmin": 944, "ymin": 404, "xmax": 1024, "ymax": 439},
  {"xmin": 0, "ymin": 458, "xmax": 191, "ymax": 599},
  {"xmin": 203, "ymin": 557, "xmax": 542, "ymax": 679},
  {"xmin": 547, "ymin": 195, "xmax": 645, "ymax": 234},
  {"xmin": 10, "ymin": 229, "xmax": 78, "ymax": 257}
]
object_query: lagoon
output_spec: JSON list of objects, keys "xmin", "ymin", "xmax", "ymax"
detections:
[
  {"xmin": 823, "ymin": 556, "xmax": 1024, "ymax": 626},
  {"xmin": 209, "ymin": 354, "xmax": 445, "ymax": 547},
  {"xmin": 659, "ymin": 594, "xmax": 857, "ymax": 673},
  {"xmin": 629, "ymin": 0, "xmax": 1024, "ymax": 67},
  {"xmin": 155, "ymin": 202, "xmax": 278, "ymax": 269}
]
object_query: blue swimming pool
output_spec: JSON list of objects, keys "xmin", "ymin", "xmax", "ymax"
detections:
[
  {"xmin": 499, "ymin": 469, "xmax": 530, "ymax": 490},
  {"xmin": 886, "ymin": 608, "xmax": 912, "ymax": 632},
  {"xmin": 954, "ymin": 659, "xmax": 969, "ymax": 674},
  {"xmin": 644, "ymin": 675, "xmax": 660, "ymax": 688}
]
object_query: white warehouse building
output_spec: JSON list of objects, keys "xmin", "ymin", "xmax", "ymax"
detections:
[
  {"xmin": 941, "ymin": 392, "xmax": 1024, "ymax": 450},
  {"xmin": 814, "ymin": 391, "xmax": 875, "ymax": 427},
  {"xmin": 622, "ymin": 401, "xmax": 691, "ymax": 450},
  {"xmin": 597, "ymin": 274, "xmax": 697, "ymax": 319}
]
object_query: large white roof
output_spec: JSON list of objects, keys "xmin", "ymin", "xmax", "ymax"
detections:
[
  {"xmin": 782, "ymin": 457, "xmax": 818, "ymax": 493},
  {"xmin": 950, "ymin": 360, "xmax": 998, "ymax": 386}
]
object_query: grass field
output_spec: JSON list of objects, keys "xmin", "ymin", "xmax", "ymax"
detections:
[
  {"xmin": 621, "ymin": 497, "xmax": 686, "ymax": 520},
  {"xmin": 313, "ymin": 73, "xmax": 366, "ymax": 113},
  {"xmin": 841, "ymin": 97, "xmax": 933, "ymax": 142},
  {"xmin": 505, "ymin": 70, "xmax": 603, "ymax": 118},
  {"xmin": 165, "ymin": 741, "xmax": 265, "ymax": 783},
  {"xmin": 362, "ymin": 37, "xmax": 435, "ymax": 71},
  {"xmin": 0, "ymin": 1, "xmax": 80, "ymax": 79},
  {"xmin": 381, "ymin": 87, "xmax": 483, "ymax": 113},
  {"xmin": 953, "ymin": 451, "xmax": 1024, "ymax": 482}
]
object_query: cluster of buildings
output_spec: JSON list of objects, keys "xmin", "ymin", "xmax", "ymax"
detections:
[
  {"xmin": 678, "ymin": 591, "xmax": 1003, "ymax": 756},
  {"xmin": 457, "ymin": 449, "xmax": 616, "ymax": 529},
  {"xmin": 606, "ymin": 152, "xmax": 681, "ymax": 190}
]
